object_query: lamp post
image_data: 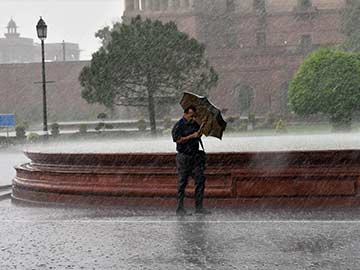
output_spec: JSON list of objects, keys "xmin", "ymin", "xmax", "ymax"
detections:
[{"xmin": 36, "ymin": 17, "xmax": 48, "ymax": 138}]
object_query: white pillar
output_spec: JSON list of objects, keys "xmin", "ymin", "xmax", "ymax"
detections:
[
  {"xmin": 172, "ymin": 0, "xmax": 180, "ymax": 9},
  {"xmin": 145, "ymin": 0, "xmax": 152, "ymax": 10},
  {"xmin": 150, "ymin": 0, "xmax": 154, "ymax": 10},
  {"xmin": 154, "ymin": 0, "xmax": 160, "ymax": 10},
  {"xmin": 125, "ymin": 0, "xmax": 134, "ymax": 11},
  {"xmin": 160, "ymin": 0, "xmax": 168, "ymax": 10},
  {"xmin": 168, "ymin": 0, "xmax": 174, "ymax": 10},
  {"xmin": 180, "ymin": 0, "xmax": 189, "ymax": 10},
  {"xmin": 140, "ymin": 0, "xmax": 145, "ymax": 10},
  {"xmin": 189, "ymin": 0, "xmax": 194, "ymax": 10},
  {"xmin": 134, "ymin": 0, "xmax": 140, "ymax": 10}
]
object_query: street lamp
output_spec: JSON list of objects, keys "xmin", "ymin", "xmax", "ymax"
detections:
[{"xmin": 36, "ymin": 17, "xmax": 48, "ymax": 138}]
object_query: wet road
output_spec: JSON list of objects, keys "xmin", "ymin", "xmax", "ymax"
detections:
[{"xmin": 1, "ymin": 200, "xmax": 360, "ymax": 270}]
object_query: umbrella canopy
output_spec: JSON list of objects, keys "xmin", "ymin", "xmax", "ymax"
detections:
[{"xmin": 180, "ymin": 92, "xmax": 227, "ymax": 140}]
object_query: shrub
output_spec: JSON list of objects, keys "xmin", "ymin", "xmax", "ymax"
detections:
[
  {"xmin": 248, "ymin": 113, "xmax": 256, "ymax": 126},
  {"xmin": 27, "ymin": 132, "xmax": 40, "ymax": 142},
  {"xmin": 95, "ymin": 122, "xmax": 105, "ymax": 131},
  {"xmin": 239, "ymin": 119, "xmax": 248, "ymax": 131},
  {"xmin": 104, "ymin": 123, "xmax": 114, "ymax": 129},
  {"xmin": 79, "ymin": 124, "xmax": 87, "ymax": 134},
  {"xmin": 15, "ymin": 124, "xmax": 26, "ymax": 139},
  {"xmin": 137, "ymin": 119, "xmax": 147, "ymax": 131},
  {"xmin": 265, "ymin": 112, "xmax": 276, "ymax": 129},
  {"xmin": 289, "ymin": 48, "xmax": 360, "ymax": 131},
  {"xmin": 97, "ymin": 112, "xmax": 108, "ymax": 120},
  {"xmin": 275, "ymin": 119, "xmax": 287, "ymax": 133},
  {"xmin": 50, "ymin": 123, "xmax": 60, "ymax": 136},
  {"xmin": 0, "ymin": 136, "xmax": 7, "ymax": 145}
]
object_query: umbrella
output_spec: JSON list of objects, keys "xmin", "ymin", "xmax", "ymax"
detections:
[{"xmin": 180, "ymin": 92, "xmax": 227, "ymax": 140}]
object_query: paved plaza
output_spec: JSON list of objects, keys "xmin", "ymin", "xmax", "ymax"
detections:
[
  {"xmin": 1, "ymin": 145, "xmax": 360, "ymax": 269},
  {"xmin": 0, "ymin": 198, "xmax": 360, "ymax": 270}
]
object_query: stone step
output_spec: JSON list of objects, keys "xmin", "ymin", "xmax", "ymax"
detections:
[{"xmin": 0, "ymin": 185, "xmax": 12, "ymax": 200}]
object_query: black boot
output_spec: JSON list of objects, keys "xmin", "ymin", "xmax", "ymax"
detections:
[{"xmin": 176, "ymin": 207, "xmax": 188, "ymax": 216}]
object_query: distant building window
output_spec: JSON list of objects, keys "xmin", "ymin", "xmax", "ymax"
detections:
[
  {"xmin": 298, "ymin": 0, "xmax": 312, "ymax": 8},
  {"xmin": 237, "ymin": 83, "xmax": 254, "ymax": 117},
  {"xmin": 254, "ymin": 0, "xmax": 266, "ymax": 15},
  {"xmin": 161, "ymin": 0, "xmax": 169, "ymax": 10},
  {"xmin": 183, "ymin": 0, "xmax": 190, "ymax": 8},
  {"xmin": 225, "ymin": 19, "xmax": 238, "ymax": 48},
  {"xmin": 140, "ymin": 0, "xmax": 146, "ymax": 10},
  {"xmin": 300, "ymin": 34, "xmax": 312, "ymax": 51},
  {"xmin": 226, "ymin": 33, "xmax": 238, "ymax": 48},
  {"xmin": 256, "ymin": 32, "xmax": 266, "ymax": 48},
  {"xmin": 226, "ymin": 0, "xmax": 235, "ymax": 11},
  {"xmin": 154, "ymin": 0, "xmax": 160, "ymax": 10},
  {"xmin": 173, "ymin": 0, "xmax": 180, "ymax": 9}
]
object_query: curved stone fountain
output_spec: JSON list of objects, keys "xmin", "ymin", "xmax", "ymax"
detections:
[{"xmin": 12, "ymin": 135, "xmax": 360, "ymax": 207}]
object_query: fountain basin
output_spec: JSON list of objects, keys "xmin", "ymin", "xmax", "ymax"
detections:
[{"xmin": 13, "ymin": 149, "xmax": 360, "ymax": 207}]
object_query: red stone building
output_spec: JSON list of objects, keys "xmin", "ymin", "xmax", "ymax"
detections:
[{"xmin": 123, "ymin": 0, "xmax": 347, "ymax": 118}]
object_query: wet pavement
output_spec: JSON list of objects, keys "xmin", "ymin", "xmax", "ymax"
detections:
[
  {"xmin": 1, "ymin": 199, "xmax": 360, "ymax": 270},
  {"xmin": 2, "ymin": 142, "xmax": 360, "ymax": 269}
]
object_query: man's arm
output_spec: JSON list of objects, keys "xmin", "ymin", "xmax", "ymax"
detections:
[{"xmin": 176, "ymin": 131, "xmax": 201, "ymax": 144}]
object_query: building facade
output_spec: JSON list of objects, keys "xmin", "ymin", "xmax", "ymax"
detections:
[
  {"xmin": 123, "ymin": 0, "xmax": 347, "ymax": 118},
  {"xmin": 0, "ymin": 61, "xmax": 105, "ymax": 123},
  {"xmin": 0, "ymin": 19, "xmax": 81, "ymax": 64}
]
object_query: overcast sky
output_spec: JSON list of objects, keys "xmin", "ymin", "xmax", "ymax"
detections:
[{"xmin": 0, "ymin": 0, "xmax": 124, "ymax": 60}]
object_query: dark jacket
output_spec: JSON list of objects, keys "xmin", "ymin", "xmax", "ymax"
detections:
[{"xmin": 172, "ymin": 117, "xmax": 201, "ymax": 155}]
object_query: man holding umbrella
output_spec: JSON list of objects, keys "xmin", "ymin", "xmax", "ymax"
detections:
[{"xmin": 172, "ymin": 105, "xmax": 211, "ymax": 215}]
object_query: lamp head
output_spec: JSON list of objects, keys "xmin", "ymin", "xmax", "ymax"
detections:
[{"xmin": 36, "ymin": 17, "xmax": 47, "ymax": 40}]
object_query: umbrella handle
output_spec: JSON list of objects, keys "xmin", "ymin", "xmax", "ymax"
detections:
[
  {"xmin": 199, "ymin": 122, "xmax": 205, "ymax": 134},
  {"xmin": 199, "ymin": 116, "xmax": 208, "ymax": 133}
]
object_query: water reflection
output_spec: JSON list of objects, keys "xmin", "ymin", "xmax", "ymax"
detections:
[{"xmin": 174, "ymin": 215, "xmax": 225, "ymax": 269}]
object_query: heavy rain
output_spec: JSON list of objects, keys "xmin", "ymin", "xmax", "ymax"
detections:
[{"xmin": 1, "ymin": 0, "xmax": 360, "ymax": 269}]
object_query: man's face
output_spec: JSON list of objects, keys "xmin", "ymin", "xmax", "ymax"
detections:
[{"xmin": 185, "ymin": 109, "xmax": 196, "ymax": 122}]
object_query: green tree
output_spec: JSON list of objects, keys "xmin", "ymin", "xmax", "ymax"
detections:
[
  {"xmin": 95, "ymin": 23, "xmax": 122, "ymax": 48},
  {"xmin": 340, "ymin": 0, "xmax": 360, "ymax": 52},
  {"xmin": 288, "ymin": 48, "xmax": 360, "ymax": 130},
  {"xmin": 80, "ymin": 16, "xmax": 218, "ymax": 135}
]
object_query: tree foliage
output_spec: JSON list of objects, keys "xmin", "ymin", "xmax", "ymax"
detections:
[
  {"xmin": 289, "ymin": 48, "xmax": 360, "ymax": 130},
  {"xmin": 340, "ymin": 0, "xmax": 360, "ymax": 52},
  {"xmin": 94, "ymin": 23, "xmax": 122, "ymax": 48},
  {"xmin": 80, "ymin": 16, "xmax": 218, "ymax": 134}
]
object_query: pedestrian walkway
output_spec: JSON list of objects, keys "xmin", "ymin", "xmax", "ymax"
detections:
[
  {"xmin": 0, "ymin": 185, "xmax": 11, "ymax": 200},
  {"xmin": 0, "ymin": 149, "xmax": 28, "ymax": 186}
]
